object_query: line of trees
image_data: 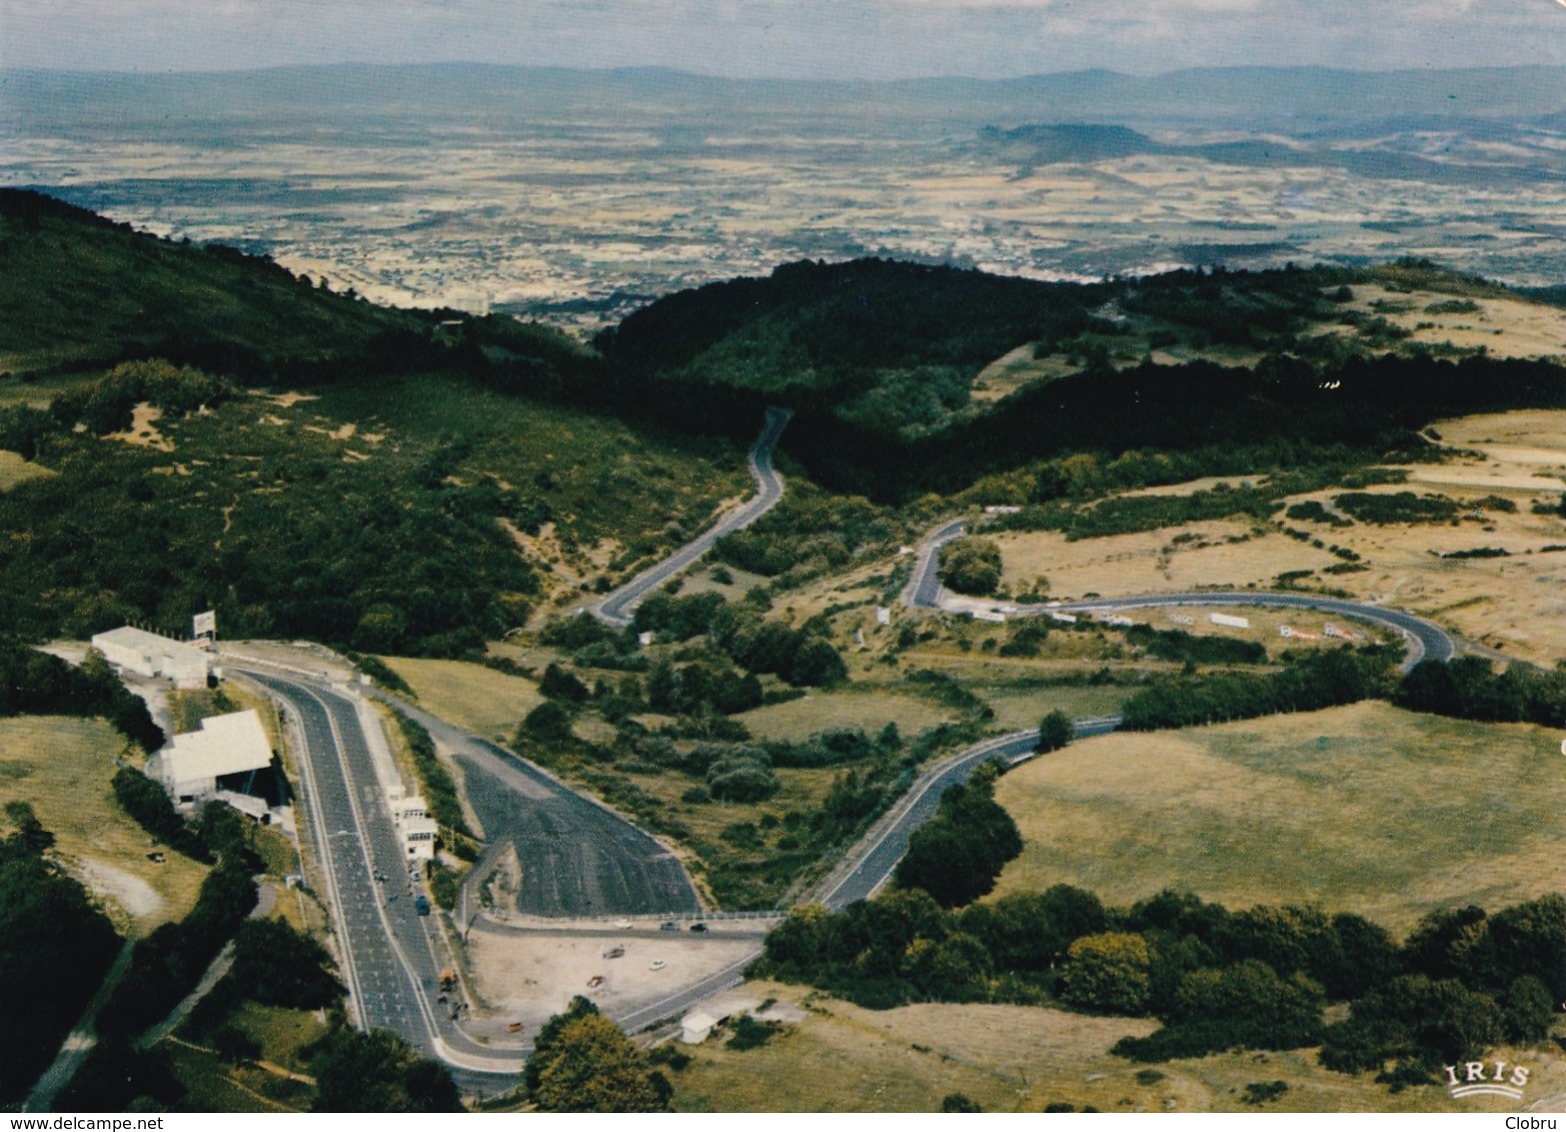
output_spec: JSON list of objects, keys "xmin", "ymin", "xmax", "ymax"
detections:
[
  {"xmin": 759, "ymin": 883, "xmax": 1565, "ymax": 1089},
  {"xmin": 0, "ymin": 644, "xmax": 163, "ymax": 752},
  {"xmin": 892, "ymin": 760, "xmax": 1022, "ymax": 908},
  {"xmin": 1119, "ymin": 647, "xmax": 1396, "ymax": 731}
]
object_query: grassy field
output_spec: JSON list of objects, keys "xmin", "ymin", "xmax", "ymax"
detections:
[
  {"xmin": 0, "ymin": 448, "xmax": 54, "ymax": 490},
  {"xmin": 993, "ymin": 520, "xmax": 1340, "ymax": 601},
  {"xmin": 667, "ymin": 980, "xmax": 1548, "ymax": 1113},
  {"xmin": 733, "ymin": 687, "xmax": 954, "ymax": 743},
  {"xmin": 945, "ymin": 408, "xmax": 1566, "ymax": 665},
  {"xmin": 0, "ymin": 715, "xmax": 209, "ymax": 935},
  {"xmin": 992, "ymin": 701, "xmax": 1566, "ymax": 934},
  {"xmin": 377, "ymin": 656, "xmax": 543, "ymax": 741},
  {"xmin": 978, "ymin": 683, "xmax": 1134, "ymax": 731}
]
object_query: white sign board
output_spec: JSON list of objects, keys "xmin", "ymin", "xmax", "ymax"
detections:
[{"xmin": 192, "ymin": 610, "xmax": 217, "ymax": 637}]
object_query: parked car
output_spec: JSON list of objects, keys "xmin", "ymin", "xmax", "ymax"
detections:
[{"xmin": 414, "ymin": 894, "xmax": 431, "ymax": 916}]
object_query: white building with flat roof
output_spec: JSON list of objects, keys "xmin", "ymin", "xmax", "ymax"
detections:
[
  {"xmin": 91, "ymin": 625, "xmax": 210, "ymax": 690},
  {"xmin": 388, "ymin": 786, "xmax": 438, "ymax": 861},
  {"xmin": 149, "ymin": 709, "xmax": 273, "ymax": 803}
]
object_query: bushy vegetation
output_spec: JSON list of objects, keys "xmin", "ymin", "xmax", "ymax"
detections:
[
  {"xmin": 524, "ymin": 996, "xmax": 669, "ymax": 1112},
  {"xmin": 1120, "ymin": 623, "xmax": 1267, "ymax": 666},
  {"xmin": 1034, "ymin": 710, "xmax": 1074, "ymax": 753},
  {"xmin": 761, "ymin": 883, "xmax": 1563, "ymax": 1084},
  {"xmin": 95, "ymin": 851, "xmax": 259, "ymax": 1042},
  {"xmin": 937, "ymin": 536, "xmax": 1003, "ymax": 595},
  {"xmin": 1333, "ymin": 491, "xmax": 1460, "ymax": 525},
  {"xmin": 1120, "ymin": 647, "xmax": 1395, "ymax": 730},
  {"xmin": 997, "ymin": 482, "xmax": 1280, "ymax": 541},
  {"xmin": 893, "ymin": 761, "xmax": 1021, "ymax": 907},
  {"xmin": 1394, "ymin": 655, "xmax": 1566, "ymax": 726},
  {"xmin": 393, "ymin": 709, "xmax": 476, "ymax": 852},
  {"xmin": 0, "ymin": 804, "xmax": 122, "ymax": 1106},
  {"xmin": 307, "ymin": 1027, "xmax": 462, "ymax": 1113},
  {"xmin": 0, "ymin": 644, "xmax": 163, "ymax": 751},
  {"xmin": 112, "ymin": 764, "xmax": 211, "ymax": 861},
  {"xmin": 712, "ymin": 484, "xmax": 899, "ymax": 584}
]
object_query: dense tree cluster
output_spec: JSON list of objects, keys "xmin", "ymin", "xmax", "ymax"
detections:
[
  {"xmin": 1034, "ymin": 710, "xmax": 1074, "ymax": 753},
  {"xmin": 893, "ymin": 761, "xmax": 1022, "ymax": 907},
  {"xmin": 1332, "ymin": 491, "xmax": 1460, "ymax": 525},
  {"xmin": 51, "ymin": 359, "xmax": 236, "ymax": 436},
  {"xmin": 0, "ymin": 804, "xmax": 122, "ymax": 1106},
  {"xmin": 761, "ymin": 883, "xmax": 1563, "ymax": 1085},
  {"xmin": 112, "ymin": 765, "xmax": 210, "ymax": 861},
  {"xmin": 711, "ymin": 485, "xmax": 898, "ymax": 584},
  {"xmin": 524, "ymin": 997, "xmax": 670, "ymax": 1112},
  {"xmin": 937, "ymin": 537, "xmax": 1003, "ymax": 596},
  {"xmin": 0, "ymin": 644, "xmax": 162, "ymax": 751},
  {"xmin": 1120, "ymin": 623, "xmax": 1267, "ymax": 666},
  {"xmin": 308, "ymin": 1028, "xmax": 462, "ymax": 1113},
  {"xmin": 1119, "ymin": 647, "xmax": 1394, "ymax": 731},
  {"xmin": 1395, "ymin": 655, "xmax": 1566, "ymax": 726},
  {"xmin": 998, "ymin": 482, "xmax": 1281, "ymax": 542}
]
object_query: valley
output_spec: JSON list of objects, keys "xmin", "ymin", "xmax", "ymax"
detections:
[{"xmin": 7, "ymin": 59, "xmax": 1566, "ymax": 1106}]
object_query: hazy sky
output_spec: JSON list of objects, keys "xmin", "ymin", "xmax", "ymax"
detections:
[{"xmin": 5, "ymin": 0, "xmax": 1566, "ymax": 78}]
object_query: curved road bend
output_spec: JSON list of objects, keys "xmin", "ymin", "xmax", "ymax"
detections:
[
  {"xmin": 812, "ymin": 716, "xmax": 1122, "ymax": 911},
  {"xmin": 243, "ymin": 673, "xmax": 522, "ymax": 1093},
  {"xmin": 594, "ymin": 407, "xmax": 791, "ymax": 628},
  {"xmin": 904, "ymin": 520, "xmax": 1458, "ymax": 670},
  {"xmin": 373, "ymin": 696, "xmax": 699, "ymax": 921}
]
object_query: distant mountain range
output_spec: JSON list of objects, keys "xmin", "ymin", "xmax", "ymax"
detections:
[
  {"xmin": 968, "ymin": 121, "xmax": 1566, "ymax": 189},
  {"xmin": 6, "ymin": 63, "xmax": 1566, "ymax": 139}
]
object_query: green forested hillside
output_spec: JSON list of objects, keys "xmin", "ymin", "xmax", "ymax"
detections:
[
  {"xmin": 0, "ymin": 191, "xmax": 747, "ymax": 654},
  {"xmin": 596, "ymin": 257, "xmax": 1566, "ymax": 501},
  {"xmin": 0, "ymin": 189, "xmax": 423, "ymax": 376}
]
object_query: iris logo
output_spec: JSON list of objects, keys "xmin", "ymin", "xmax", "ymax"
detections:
[{"xmin": 1445, "ymin": 1060, "xmax": 1531, "ymax": 1101}]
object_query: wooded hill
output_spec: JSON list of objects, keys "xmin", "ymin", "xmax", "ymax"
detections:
[{"xmin": 7, "ymin": 189, "xmax": 1566, "ymax": 650}]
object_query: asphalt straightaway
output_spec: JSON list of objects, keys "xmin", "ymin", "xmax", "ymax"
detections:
[
  {"xmin": 594, "ymin": 406, "xmax": 791, "ymax": 628},
  {"xmin": 244, "ymin": 672, "xmax": 522, "ymax": 1092}
]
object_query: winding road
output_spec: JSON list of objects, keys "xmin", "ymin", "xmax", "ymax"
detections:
[
  {"xmin": 222, "ymin": 443, "xmax": 1472, "ymax": 1095},
  {"xmin": 904, "ymin": 519, "xmax": 1458, "ymax": 670},
  {"xmin": 594, "ymin": 407, "xmax": 791, "ymax": 627}
]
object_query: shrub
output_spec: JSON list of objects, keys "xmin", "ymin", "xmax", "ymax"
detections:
[
  {"xmin": 938, "ymin": 537, "xmax": 1003, "ymax": 596},
  {"xmin": 1060, "ymin": 932, "xmax": 1154, "ymax": 1015}
]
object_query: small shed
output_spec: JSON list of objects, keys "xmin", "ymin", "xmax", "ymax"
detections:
[{"xmin": 680, "ymin": 1011, "xmax": 718, "ymax": 1045}]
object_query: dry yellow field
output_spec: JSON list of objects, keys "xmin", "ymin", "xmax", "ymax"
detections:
[
  {"xmin": 971, "ymin": 343, "xmax": 1073, "ymax": 402},
  {"xmin": 0, "ymin": 448, "xmax": 53, "ymax": 490},
  {"xmin": 376, "ymin": 656, "xmax": 542, "ymax": 741},
  {"xmin": 970, "ymin": 410, "xmax": 1566, "ymax": 664},
  {"xmin": 993, "ymin": 701, "xmax": 1566, "ymax": 934},
  {"xmin": 994, "ymin": 520, "xmax": 1340, "ymax": 599},
  {"xmin": 1338, "ymin": 285, "xmax": 1566, "ymax": 361},
  {"xmin": 0, "ymin": 715, "xmax": 209, "ymax": 936},
  {"xmin": 669, "ymin": 980, "xmax": 1557, "ymax": 1113}
]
